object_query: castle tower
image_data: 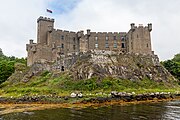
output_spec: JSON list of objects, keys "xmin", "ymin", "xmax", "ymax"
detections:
[
  {"xmin": 127, "ymin": 23, "xmax": 152, "ymax": 55},
  {"xmin": 37, "ymin": 16, "xmax": 54, "ymax": 45}
]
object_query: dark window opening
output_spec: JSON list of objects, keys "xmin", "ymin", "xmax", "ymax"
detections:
[
  {"xmin": 114, "ymin": 36, "xmax": 116, "ymax": 40},
  {"xmin": 73, "ymin": 45, "xmax": 76, "ymax": 50},
  {"xmin": 147, "ymin": 44, "xmax": 148, "ymax": 48},
  {"xmin": 122, "ymin": 43, "xmax": 125, "ymax": 48},
  {"xmin": 61, "ymin": 43, "xmax": 64, "ymax": 48},
  {"xmin": 61, "ymin": 66, "xmax": 64, "ymax": 71},
  {"xmin": 61, "ymin": 35, "xmax": 64, "ymax": 40},
  {"xmin": 121, "ymin": 37, "xmax": 125, "ymax": 41}
]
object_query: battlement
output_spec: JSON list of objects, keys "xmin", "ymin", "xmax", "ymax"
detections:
[
  {"xmin": 90, "ymin": 32, "xmax": 127, "ymax": 35},
  {"xmin": 37, "ymin": 16, "xmax": 54, "ymax": 23},
  {"xmin": 131, "ymin": 23, "xmax": 152, "ymax": 31},
  {"xmin": 53, "ymin": 29, "xmax": 76, "ymax": 34}
]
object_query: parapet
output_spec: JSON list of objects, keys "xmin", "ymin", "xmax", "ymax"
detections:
[
  {"xmin": 130, "ymin": 23, "xmax": 152, "ymax": 32},
  {"xmin": 37, "ymin": 16, "xmax": 54, "ymax": 23}
]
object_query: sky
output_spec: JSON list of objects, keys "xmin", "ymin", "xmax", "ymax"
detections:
[{"xmin": 0, "ymin": 0, "xmax": 180, "ymax": 60}]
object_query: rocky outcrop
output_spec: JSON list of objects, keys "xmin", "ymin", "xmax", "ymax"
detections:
[{"xmin": 70, "ymin": 50, "xmax": 176, "ymax": 82}]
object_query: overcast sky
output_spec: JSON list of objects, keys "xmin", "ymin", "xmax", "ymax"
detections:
[{"xmin": 0, "ymin": 0, "xmax": 179, "ymax": 60}]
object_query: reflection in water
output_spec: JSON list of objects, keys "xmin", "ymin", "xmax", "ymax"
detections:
[{"xmin": 1, "ymin": 101, "xmax": 180, "ymax": 120}]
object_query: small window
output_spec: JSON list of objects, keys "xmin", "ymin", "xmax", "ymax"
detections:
[
  {"xmin": 95, "ymin": 43, "xmax": 98, "ymax": 48},
  {"xmin": 106, "ymin": 36, "xmax": 109, "ymax": 40},
  {"xmin": 73, "ymin": 45, "xmax": 76, "ymax": 50},
  {"xmin": 61, "ymin": 66, "xmax": 64, "ymax": 71},
  {"xmin": 61, "ymin": 43, "xmax": 64, "ymax": 48},
  {"xmin": 147, "ymin": 44, "xmax": 148, "ymax": 48},
  {"xmin": 121, "ymin": 37, "xmax": 125, "ymax": 41},
  {"xmin": 113, "ymin": 36, "xmax": 116, "ymax": 40},
  {"xmin": 114, "ymin": 43, "xmax": 117, "ymax": 48},
  {"xmin": 95, "ymin": 36, "xmax": 98, "ymax": 41},
  {"xmin": 105, "ymin": 43, "xmax": 109, "ymax": 48},
  {"xmin": 122, "ymin": 43, "xmax": 125, "ymax": 48},
  {"xmin": 61, "ymin": 35, "xmax": 64, "ymax": 40}
]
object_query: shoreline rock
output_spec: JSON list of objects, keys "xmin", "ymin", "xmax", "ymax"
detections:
[{"xmin": 0, "ymin": 92, "xmax": 180, "ymax": 104}]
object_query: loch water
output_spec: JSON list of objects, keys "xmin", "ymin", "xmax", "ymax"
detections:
[{"xmin": 1, "ymin": 100, "xmax": 180, "ymax": 120}]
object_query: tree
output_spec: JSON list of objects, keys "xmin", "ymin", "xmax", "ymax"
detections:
[
  {"xmin": 0, "ymin": 60, "xmax": 15, "ymax": 84},
  {"xmin": 161, "ymin": 53, "xmax": 180, "ymax": 80},
  {"xmin": 172, "ymin": 53, "xmax": 180, "ymax": 62}
]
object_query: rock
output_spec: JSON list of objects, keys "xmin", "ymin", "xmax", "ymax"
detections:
[
  {"xmin": 64, "ymin": 96, "xmax": 69, "ymax": 100},
  {"xmin": 70, "ymin": 93, "xmax": 77, "ymax": 98},
  {"xmin": 77, "ymin": 93, "xmax": 83, "ymax": 98}
]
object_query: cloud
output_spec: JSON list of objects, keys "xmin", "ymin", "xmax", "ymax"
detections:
[
  {"xmin": 0, "ymin": 0, "xmax": 49, "ymax": 57},
  {"xmin": 0, "ymin": 0, "xmax": 179, "ymax": 60}
]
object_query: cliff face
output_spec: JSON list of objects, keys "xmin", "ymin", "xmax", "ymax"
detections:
[{"xmin": 69, "ymin": 50, "xmax": 176, "ymax": 82}]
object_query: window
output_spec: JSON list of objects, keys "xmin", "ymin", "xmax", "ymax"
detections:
[
  {"xmin": 105, "ymin": 43, "xmax": 109, "ymax": 48},
  {"xmin": 122, "ymin": 43, "xmax": 125, "ymax": 48},
  {"xmin": 61, "ymin": 43, "xmax": 64, "ymax": 48},
  {"xmin": 61, "ymin": 66, "xmax": 64, "ymax": 71},
  {"xmin": 121, "ymin": 37, "xmax": 125, "ymax": 41},
  {"xmin": 105, "ymin": 36, "xmax": 109, "ymax": 48},
  {"xmin": 147, "ymin": 44, "xmax": 148, "ymax": 48},
  {"xmin": 95, "ymin": 36, "xmax": 98, "ymax": 48},
  {"xmin": 95, "ymin": 43, "xmax": 98, "ymax": 48},
  {"xmin": 114, "ymin": 43, "xmax": 117, "ymax": 48},
  {"xmin": 113, "ymin": 36, "xmax": 116, "ymax": 40},
  {"xmin": 61, "ymin": 35, "xmax": 64, "ymax": 40},
  {"xmin": 95, "ymin": 36, "xmax": 98, "ymax": 41},
  {"xmin": 106, "ymin": 36, "xmax": 109, "ymax": 40},
  {"xmin": 73, "ymin": 45, "xmax": 76, "ymax": 50}
]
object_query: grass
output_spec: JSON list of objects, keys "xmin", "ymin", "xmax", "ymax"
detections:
[{"xmin": 0, "ymin": 71, "xmax": 180, "ymax": 98}]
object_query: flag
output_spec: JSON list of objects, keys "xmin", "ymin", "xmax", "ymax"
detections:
[{"xmin": 47, "ymin": 9, "xmax": 53, "ymax": 13}]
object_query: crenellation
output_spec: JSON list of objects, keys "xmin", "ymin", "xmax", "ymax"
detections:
[
  {"xmin": 56, "ymin": 29, "xmax": 62, "ymax": 32},
  {"xmin": 37, "ymin": 16, "xmax": 54, "ymax": 23}
]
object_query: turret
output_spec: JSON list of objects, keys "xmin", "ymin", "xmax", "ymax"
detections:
[
  {"xmin": 29, "ymin": 39, "xmax": 34, "ymax": 44},
  {"xmin": 130, "ymin": 23, "xmax": 135, "ymax": 31},
  {"xmin": 148, "ymin": 23, "xmax": 152, "ymax": 32},
  {"xmin": 87, "ymin": 29, "xmax": 91, "ymax": 36},
  {"xmin": 77, "ymin": 30, "xmax": 84, "ymax": 38}
]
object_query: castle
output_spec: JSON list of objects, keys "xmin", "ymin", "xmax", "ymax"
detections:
[{"xmin": 26, "ymin": 16, "xmax": 153, "ymax": 70}]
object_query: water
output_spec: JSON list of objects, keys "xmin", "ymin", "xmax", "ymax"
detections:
[{"xmin": 1, "ymin": 100, "xmax": 180, "ymax": 120}]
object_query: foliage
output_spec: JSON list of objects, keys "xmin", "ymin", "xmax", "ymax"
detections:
[
  {"xmin": 0, "ymin": 48, "xmax": 27, "ymax": 84},
  {"xmin": 161, "ymin": 53, "xmax": 180, "ymax": 81},
  {"xmin": 0, "ymin": 60, "xmax": 15, "ymax": 84},
  {"xmin": 172, "ymin": 53, "xmax": 180, "ymax": 62}
]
